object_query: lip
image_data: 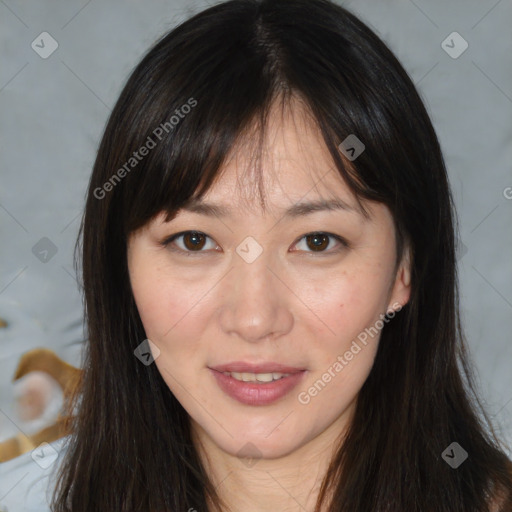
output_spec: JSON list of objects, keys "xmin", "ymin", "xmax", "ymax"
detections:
[
  {"xmin": 209, "ymin": 361, "xmax": 306, "ymax": 374},
  {"xmin": 208, "ymin": 363, "xmax": 307, "ymax": 406}
]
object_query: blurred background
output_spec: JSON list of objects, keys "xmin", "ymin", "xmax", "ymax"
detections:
[{"xmin": 1, "ymin": 0, "xmax": 511, "ymax": 474}]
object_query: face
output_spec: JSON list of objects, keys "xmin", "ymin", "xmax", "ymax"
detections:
[{"xmin": 127, "ymin": 102, "xmax": 411, "ymax": 462}]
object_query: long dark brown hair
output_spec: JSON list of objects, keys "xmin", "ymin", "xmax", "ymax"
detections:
[{"xmin": 51, "ymin": 0, "xmax": 512, "ymax": 510}]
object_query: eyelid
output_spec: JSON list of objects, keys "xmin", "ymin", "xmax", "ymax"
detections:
[{"xmin": 161, "ymin": 230, "xmax": 349, "ymax": 255}]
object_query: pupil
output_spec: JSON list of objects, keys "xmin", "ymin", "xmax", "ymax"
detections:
[
  {"xmin": 185, "ymin": 232, "xmax": 205, "ymax": 250},
  {"xmin": 307, "ymin": 234, "xmax": 328, "ymax": 251}
]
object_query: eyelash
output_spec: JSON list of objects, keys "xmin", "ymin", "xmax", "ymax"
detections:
[{"xmin": 160, "ymin": 231, "xmax": 349, "ymax": 257}]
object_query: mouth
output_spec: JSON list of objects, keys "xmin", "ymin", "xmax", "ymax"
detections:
[
  {"xmin": 218, "ymin": 371, "xmax": 294, "ymax": 383},
  {"xmin": 208, "ymin": 362, "xmax": 307, "ymax": 406},
  {"xmin": 209, "ymin": 361, "xmax": 306, "ymax": 374}
]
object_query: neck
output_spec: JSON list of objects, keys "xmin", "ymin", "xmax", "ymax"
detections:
[{"xmin": 191, "ymin": 409, "xmax": 352, "ymax": 512}]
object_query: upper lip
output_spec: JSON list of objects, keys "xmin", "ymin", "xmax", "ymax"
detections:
[{"xmin": 209, "ymin": 361, "xmax": 306, "ymax": 374}]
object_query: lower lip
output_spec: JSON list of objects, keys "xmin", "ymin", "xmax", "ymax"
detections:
[{"xmin": 209, "ymin": 369, "xmax": 307, "ymax": 406}]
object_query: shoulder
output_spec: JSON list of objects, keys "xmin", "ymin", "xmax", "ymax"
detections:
[
  {"xmin": 488, "ymin": 482, "xmax": 511, "ymax": 512},
  {"xmin": 0, "ymin": 435, "xmax": 70, "ymax": 512}
]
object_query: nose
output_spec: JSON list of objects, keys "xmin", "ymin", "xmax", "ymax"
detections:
[{"xmin": 218, "ymin": 250, "xmax": 294, "ymax": 343}]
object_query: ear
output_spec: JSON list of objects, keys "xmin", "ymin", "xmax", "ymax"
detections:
[{"xmin": 388, "ymin": 245, "xmax": 411, "ymax": 312}]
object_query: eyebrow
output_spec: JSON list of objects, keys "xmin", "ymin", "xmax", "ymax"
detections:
[{"xmin": 180, "ymin": 197, "xmax": 359, "ymax": 218}]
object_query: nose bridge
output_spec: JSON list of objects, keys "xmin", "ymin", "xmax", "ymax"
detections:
[
  {"xmin": 218, "ymin": 243, "xmax": 293, "ymax": 343},
  {"xmin": 234, "ymin": 247, "xmax": 273, "ymax": 302}
]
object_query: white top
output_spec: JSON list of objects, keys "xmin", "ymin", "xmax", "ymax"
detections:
[{"xmin": 0, "ymin": 435, "xmax": 70, "ymax": 512}]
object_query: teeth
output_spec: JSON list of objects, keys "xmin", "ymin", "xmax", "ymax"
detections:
[{"xmin": 224, "ymin": 371, "xmax": 291, "ymax": 382}]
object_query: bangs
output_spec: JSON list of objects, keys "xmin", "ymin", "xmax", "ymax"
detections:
[
  {"xmin": 118, "ymin": 75, "xmax": 368, "ymax": 239},
  {"xmin": 92, "ymin": 0, "xmax": 433, "ymax": 262}
]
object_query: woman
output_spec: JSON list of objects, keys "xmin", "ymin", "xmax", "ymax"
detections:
[{"xmin": 51, "ymin": 0, "xmax": 512, "ymax": 510}]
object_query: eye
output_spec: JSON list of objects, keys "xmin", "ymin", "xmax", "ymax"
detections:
[
  {"xmin": 162, "ymin": 231, "xmax": 219, "ymax": 255},
  {"xmin": 161, "ymin": 230, "xmax": 348, "ymax": 256},
  {"xmin": 291, "ymin": 232, "xmax": 347, "ymax": 254}
]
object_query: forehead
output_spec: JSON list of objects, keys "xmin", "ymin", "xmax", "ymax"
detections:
[{"xmin": 196, "ymin": 97, "xmax": 362, "ymax": 216}]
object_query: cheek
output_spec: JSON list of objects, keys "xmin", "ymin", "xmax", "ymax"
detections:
[
  {"xmin": 129, "ymin": 258, "xmax": 205, "ymax": 342},
  {"xmin": 296, "ymin": 261, "xmax": 394, "ymax": 409},
  {"xmin": 295, "ymin": 271, "xmax": 387, "ymax": 418},
  {"xmin": 307, "ymin": 265, "xmax": 391, "ymax": 344}
]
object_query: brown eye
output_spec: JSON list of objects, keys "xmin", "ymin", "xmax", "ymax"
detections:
[
  {"xmin": 305, "ymin": 233, "xmax": 330, "ymax": 252},
  {"xmin": 163, "ymin": 231, "xmax": 217, "ymax": 254},
  {"xmin": 183, "ymin": 232, "xmax": 207, "ymax": 251},
  {"xmin": 293, "ymin": 232, "xmax": 347, "ymax": 254}
]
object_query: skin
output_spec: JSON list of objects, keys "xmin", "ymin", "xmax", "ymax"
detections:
[{"xmin": 127, "ymin": 99, "xmax": 411, "ymax": 511}]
